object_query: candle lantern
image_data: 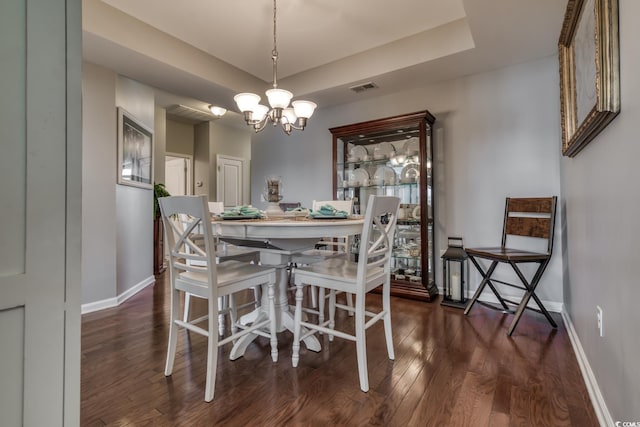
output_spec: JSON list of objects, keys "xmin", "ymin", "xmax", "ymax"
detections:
[{"xmin": 441, "ymin": 236, "xmax": 468, "ymax": 308}]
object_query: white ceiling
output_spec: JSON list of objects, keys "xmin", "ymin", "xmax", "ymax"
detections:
[
  {"xmin": 83, "ymin": 0, "xmax": 568, "ymax": 119},
  {"xmin": 100, "ymin": 0, "xmax": 467, "ymax": 81}
]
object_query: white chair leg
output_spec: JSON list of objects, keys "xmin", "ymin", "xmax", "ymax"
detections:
[
  {"xmin": 204, "ymin": 295, "xmax": 219, "ymax": 402},
  {"xmin": 328, "ymin": 289, "xmax": 336, "ymax": 342},
  {"xmin": 382, "ymin": 279, "xmax": 395, "ymax": 360},
  {"xmin": 310, "ymin": 285, "xmax": 318, "ymax": 309},
  {"xmin": 217, "ymin": 296, "xmax": 226, "ymax": 336},
  {"xmin": 346, "ymin": 292, "xmax": 354, "ymax": 316},
  {"xmin": 183, "ymin": 292, "xmax": 192, "ymax": 323},
  {"xmin": 318, "ymin": 287, "xmax": 325, "ymax": 334},
  {"xmin": 354, "ymin": 293, "xmax": 369, "ymax": 392},
  {"xmin": 292, "ymin": 284, "xmax": 304, "ymax": 368},
  {"xmin": 165, "ymin": 288, "xmax": 181, "ymax": 376},
  {"xmin": 228, "ymin": 294, "xmax": 238, "ymax": 335},
  {"xmin": 253, "ymin": 286, "xmax": 261, "ymax": 308},
  {"xmin": 268, "ymin": 281, "xmax": 278, "ymax": 362}
]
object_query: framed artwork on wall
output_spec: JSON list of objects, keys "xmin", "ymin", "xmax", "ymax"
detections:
[
  {"xmin": 558, "ymin": 0, "xmax": 620, "ymax": 157},
  {"xmin": 117, "ymin": 107, "xmax": 154, "ymax": 189}
]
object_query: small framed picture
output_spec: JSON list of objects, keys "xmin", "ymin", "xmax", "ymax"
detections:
[{"xmin": 117, "ymin": 107, "xmax": 153, "ymax": 189}]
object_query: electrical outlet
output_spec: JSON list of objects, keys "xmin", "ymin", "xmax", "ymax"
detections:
[{"xmin": 597, "ymin": 306, "xmax": 604, "ymax": 337}]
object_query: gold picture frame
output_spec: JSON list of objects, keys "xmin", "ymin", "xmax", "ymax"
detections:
[{"xmin": 559, "ymin": 0, "xmax": 620, "ymax": 157}]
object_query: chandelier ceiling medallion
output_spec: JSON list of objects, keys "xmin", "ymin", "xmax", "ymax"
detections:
[{"xmin": 234, "ymin": 0, "xmax": 317, "ymax": 135}]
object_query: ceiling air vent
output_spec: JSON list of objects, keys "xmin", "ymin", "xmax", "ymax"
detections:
[
  {"xmin": 349, "ymin": 82, "xmax": 378, "ymax": 94},
  {"xmin": 166, "ymin": 104, "xmax": 213, "ymax": 124}
]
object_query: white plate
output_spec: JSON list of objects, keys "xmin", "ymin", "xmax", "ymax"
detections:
[
  {"xmin": 403, "ymin": 137, "xmax": 419, "ymax": 155},
  {"xmin": 400, "ymin": 163, "xmax": 420, "ymax": 182},
  {"xmin": 349, "ymin": 145, "xmax": 368, "ymax": 161},
  {"xmin": 349, "ymin": 167, "xmax": 369, "ymax": 185},
  {"xmin": 374, "ymin": 165, "xmax": 396, "ymax": 185},
  {"xmin": 373, "ymin": 142, "xmax": 395, "ymax": 159}
]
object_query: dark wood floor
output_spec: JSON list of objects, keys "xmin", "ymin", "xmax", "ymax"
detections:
[{"xmin": 81, "ymin": 271, "xmax": 598, "ymax": 426}]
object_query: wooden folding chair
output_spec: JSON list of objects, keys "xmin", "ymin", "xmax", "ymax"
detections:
[{"xmin": 463, "ymin": 197, "xmax": 558, "ymax": 336}]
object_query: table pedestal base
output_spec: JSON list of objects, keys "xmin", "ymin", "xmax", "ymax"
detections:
[{"xmin": 230, "ymin": 253, "xmax": 321, "ymax": 360}]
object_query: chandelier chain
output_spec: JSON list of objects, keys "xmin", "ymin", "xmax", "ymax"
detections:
[
  {"xmin": 272, "ymin": 0, "xmax": 278, "ymax": 88},
  {"xmin": 233, "ymin": 0, "xmax": 316, "ymax": 135}
]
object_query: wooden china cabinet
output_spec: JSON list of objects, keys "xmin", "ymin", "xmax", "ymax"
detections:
[{"xmin": 330, "ymin": 111, "xmax": 438, "ymax": 301}]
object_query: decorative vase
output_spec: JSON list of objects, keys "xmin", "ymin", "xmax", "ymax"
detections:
[{"xmin": 263, "ymin": 176, "xmax": 284, "ymax": 217}]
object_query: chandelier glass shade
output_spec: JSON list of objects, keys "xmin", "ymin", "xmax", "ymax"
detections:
[{"xmin": 234, "ymin": 0, "xmax": 317, "ymax": 135}]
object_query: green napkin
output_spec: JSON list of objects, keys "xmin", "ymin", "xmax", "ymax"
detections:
[
  {"xmin": 222, "ymin": 205, "xmax": 262, "ymax": 217},
  {"xmin": 310, "ymin": 204, "xmax": 349, "ymax": 218}
]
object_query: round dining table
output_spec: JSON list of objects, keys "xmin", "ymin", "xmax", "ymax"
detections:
[{"xmin": 213, "ymin": 216, "xmax": 364, "ymax": 359}]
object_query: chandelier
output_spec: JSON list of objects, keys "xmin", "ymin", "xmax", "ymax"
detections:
[{"xmin": 234, "ymin": 0, "xmax": 317, "ymax": 135}]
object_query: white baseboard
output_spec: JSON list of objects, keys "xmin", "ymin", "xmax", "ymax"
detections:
[
  {"xmin": 81, "ymin": 275, "xmax": 155, "ymax": 314},
  {"xmin": 561, "ymin": 308, "xmax": 613, "ymax": 427}
]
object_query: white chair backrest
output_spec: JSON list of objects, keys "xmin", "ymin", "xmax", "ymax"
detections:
[
  {"xmin": 312, "ymin": 199, "xmax": 354, "ymax": 215},
  {"xmin": 159, "ymin": 195, "xmax": 218, "ymax": 285},
  {"xmin": 208, "ymin": 201, "xmax": 224, "ymax": 215},
  {"xmin": 311, "ymin": 199, "xmax": 355, "ymax": 252},
  {"xmin": 357, "ymin": 195, "xmax": 400, "ymax": 280}
]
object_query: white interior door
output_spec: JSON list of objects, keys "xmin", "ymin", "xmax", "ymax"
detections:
[
  {"xmin": 217, "ymin": 155, "xmax": 244, "ymax": 208},
  {"xmin": 0, "ymin": 0, "xmax": 81, "ymax": 425},
  {"xmin": 165, "ymin": 154, "xmax": 191, "ymax": 196}
]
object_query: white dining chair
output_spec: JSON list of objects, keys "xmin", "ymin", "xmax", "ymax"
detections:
[
  {"xmin": 290, "ymin": 199, "xmax": 354, "ymax": 318},
  {"xmin": 159, "ymin": 195, "xmax": 278, "ymax": 402},
  {"xmin": 292, "ymin": 195, "xmax": 400, "ymax": 392},
  {"xmin": 181, "ymin": 201, "xmax": 262, "ymax": 333},
  {"xmin": 307, "ymin": 199, "xmax": 354, "ymax": 257}
]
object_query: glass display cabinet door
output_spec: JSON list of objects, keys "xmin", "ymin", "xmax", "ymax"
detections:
[{"xmin": 330, "ymin": 111, "xmax": 438, "ymax": 302}]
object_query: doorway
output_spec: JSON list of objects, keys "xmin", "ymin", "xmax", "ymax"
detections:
[
  {"xmin": 165, "ymin": 153, "xmax": 192, "ymax": 196},
  {"xmin": 216, "ymin": 154, "xmax": 245, "ymax": 208}
]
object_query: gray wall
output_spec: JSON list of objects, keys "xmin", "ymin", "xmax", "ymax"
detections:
[
  {"xmin": 194, "ymin": 122, "xmax": 211, "ymax": 198},
  {"xmin": 561, "ymin": 0, "xmax": 640, "ymax": 421},
  {"xmin": 252, "ymin": 55, "xmax": 563, "ymax": 307},
  {"xmin": 81, "ymin": 63, "xmax": 155, "ymax": 306},
  {"xmin": 154, "ymin": 106, "xmax": 167, "ymax": 184},
  {"xmin": 166, "ymin": 119, "xmax": 194, "ymax": 155},
  {"xmin": 190, "ymin": 120, "xmax": 252, "ymax": 203},
  {"xmin": 81, "ymin": 62, "xmax": 117, "ymax": 304},
  {"xmin": 114, "ymin": 77, "xmax": 155, "ymax": 296},
  {"xmin": 209, "ymin": 121, "xmax": 252, "ymax": 204}
]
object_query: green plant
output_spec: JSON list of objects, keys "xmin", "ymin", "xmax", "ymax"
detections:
[{"xmin": 153, "ymin": 182, "xmax": 171, "ymax": 218}]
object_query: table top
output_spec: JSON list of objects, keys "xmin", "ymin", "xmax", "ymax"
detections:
[
  {"xmin": 213, "ymin": 216, "xmax": 364, "ymax": 238},
  {"xmin": 213, "ymin": 216, "xmax": 364, "ymax": 252}
]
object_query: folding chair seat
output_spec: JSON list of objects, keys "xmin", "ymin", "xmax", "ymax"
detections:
[
  {"xmin": 159, "ymin": 195, "xmax": 278, "ymax": 402},
  {"xmin": 464, "ymin": 196, "xmax": 558, "ymax": 336},
  {"xmin": 292, "ymin": 195, "xmax": 400, "ymax": 392}
]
